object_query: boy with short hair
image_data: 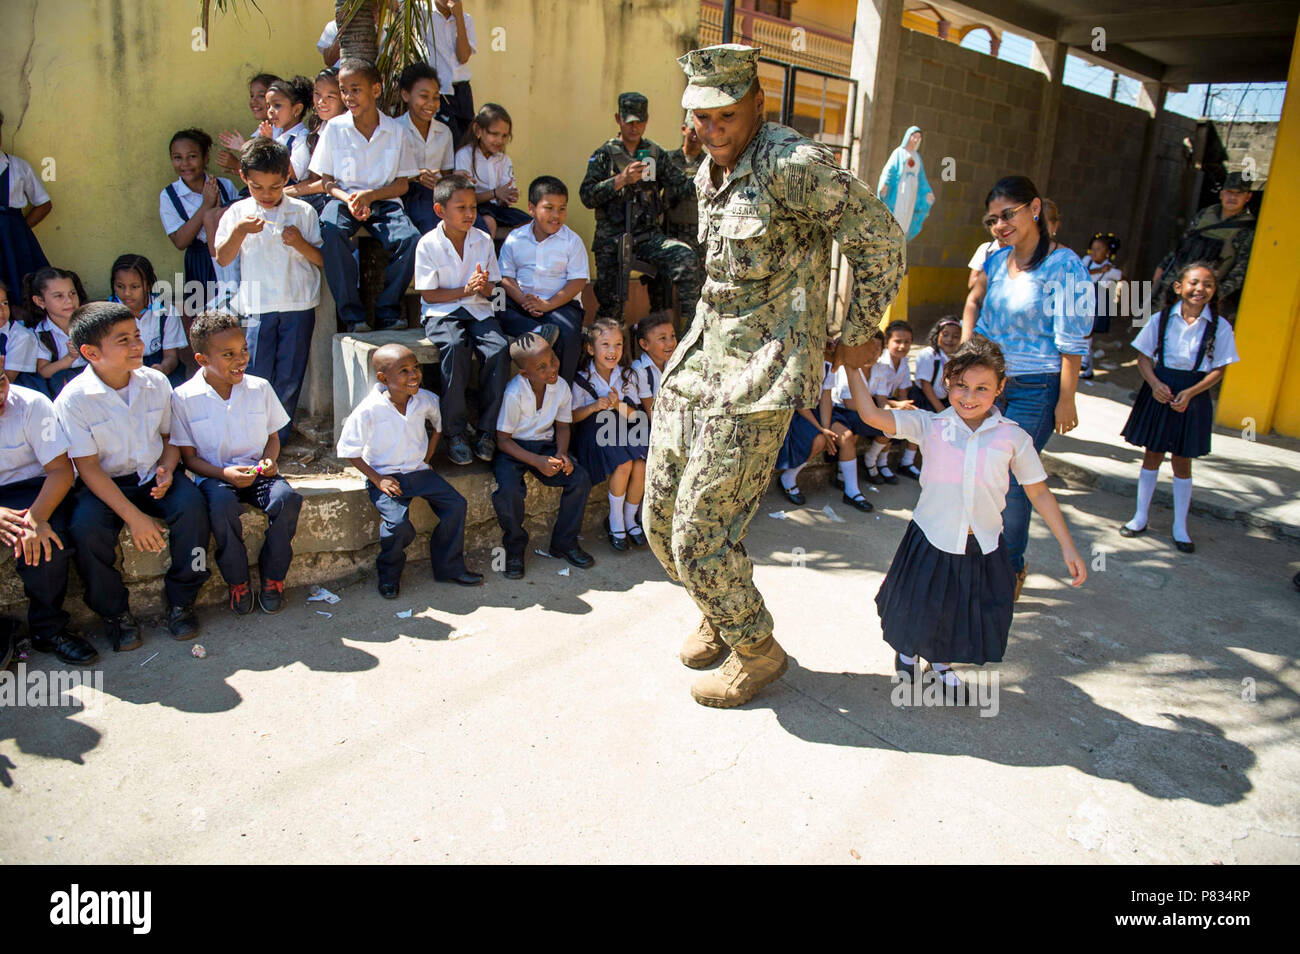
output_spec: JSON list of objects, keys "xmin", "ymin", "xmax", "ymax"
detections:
[
  {"xmin": 493, "ymin": 333, "xmax": 593, "ymax": 580},
  {"xmin": 632, "ymin": 311, "xmax": 677, "ymax": 418},
  {"xmin": 337, "ymin": 343, "xmax": 483, "ymax": 598},
  {"xmin": 170, "ymin": 313, "xmax": 303, "ymax": 615},
  {"xmin": 215, "ymin": 138, "xmax": 323, "ymax": 440},
  {"xmin": 0, "ymin": 340, "xmax": 96, "ymax": 664},
  {"xmin": 498, "ymin": 176, "xmax": 589, "ymax": 383},
  {"xmin": 416, "ymin": 173, "xmax": 510, "ymax": 465},
  {"xmin": 55, "ymin": 302, "xmax": 211, "ymax": 648},
  {"xmin": 309, "ymin": 58, "xmax": 421, "ymax": 333}
]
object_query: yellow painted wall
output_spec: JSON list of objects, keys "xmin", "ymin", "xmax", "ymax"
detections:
[
  {"xmin": 1216, "ymin": 17, "xmax": 1300, "ymax": 436},
  {"xmin": 0, "ymin": 0, "xmax": 700, "ymax": 300}
]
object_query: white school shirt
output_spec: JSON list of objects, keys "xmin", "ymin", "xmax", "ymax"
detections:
[
  {"xmin": 831, "ymin": 365, "xmax": 868, "ymax": 407},
  {"xmin": 169, "ymin": 371, "xmax": 289, "ymax": 469},
  {"xmin": 158, "ymin": 176, "xmax": 238, "ymax": 244},
  {"xmin": 34, "ymin": 318, "xmax": 87, "ymax": 370},
  {"xmin": 130, "ymin": 299, "xmax": 187, "ymax": 357},
  {"xmin": 316, "ymin": 20, "xmax": 338, "ymax": 52},
  {"xmin": 571, "ymin": 365, "xmax": 640, "ymax": 412},
  {"xmin": 499, "ymin": 223, "xmax": 589, "ymax": 300},
  {"xmin": 396, "ymin": 112, "xmax": 455, "ymax": 175},
  {"xmin": 632, "ymin": 353, "xmax": 663, "ymax": 401},
  {"xmin": 891, "ymin": 406, "xmax": 1048, "ymax": 556},
  {"xmin": 0, "ymin": 153, "xmax": 51, "ymax": 209},
  {"xmin": 423, "ymin": 8, "xmax": 477, "ymax": 88},
  {"xmin": 337, "ymin": 384, "xmax": 442, "ymax": 476},
  {"xmin": 967, "ymin": 238, "xmax": 1002, "ymax": 272},
  {"xmin": 55, "ymin": 366, "xmax": 173, "ymax": 484},
  {"xmin": 913, "ymin": 346, "xmax": 949, "ymax": 400},
  {"xmin": 0, "ymin": 385, "xmax": 69, "ymax": 486},
  {"xmin": 308, "ymin": 110, "xmax": 419, "ymax": 196},
  {"xmin": 214, "ymin": 196, "xmax": 322, "ymax": 314},
  {"xmin": 454, "ymin": 145, "xmax": 514, "ymax": 193},
  {"xmin": 1131, "ymin": 303, "xmax": 1240, "ymax": 372},
  {"xmin": 415, "ymin": 222, "xmax": 500, "ymax": 321},
  {"xmin": 276, "ymin": 122, "xmax": 313, "ymax": 182},
  {"xmin": 0, "ymin": 321, "xmax": 40, "ymax": 374},
  {"xmin": 497, "ymin": 373, "xmax": 572, "ymax": 442},
  {"xmin": 872, "ymin": 354, "xmax": 912, "ymax": 397}
]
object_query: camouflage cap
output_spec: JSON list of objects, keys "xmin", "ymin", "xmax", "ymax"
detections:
[
  {"xmin": 618, "ymin": 92, "xmax": 648, "ymax": 122},
  {"xmin": 1221, "ymin": 171, "xmax": 1254, "ymax": 192},
  {"xmin": 678, "ymin": 43, "xmax": 760, "ymax": 110}
]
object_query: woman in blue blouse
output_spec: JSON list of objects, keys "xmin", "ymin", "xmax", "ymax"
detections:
[{"xmin": 962, "ymin": 176, "xmax": 1093, "ymax": 599}]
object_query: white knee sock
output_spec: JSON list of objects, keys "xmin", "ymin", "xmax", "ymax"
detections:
[
  {"xmin": 608, "ymin": 493, "xmax": 626, "ymax": 535},
  {"xmin": 1127, "ymin": 467, "xmax": 1158, "ymax": 531},
  {"xmin": 901, "ymin": 447, "xmax": 916, "ymax": 466},
  {"xmin": 1172, "ymin": 476, "xmax": 1193, "ymax": 543},
  {"xmin": 780, "ymin": 463, "xmax": 806, "ymax": 490},
  {"xmin": 839, "ymin": 460, "xmax": 861, "ymax": 497},
  {"xmin": 862, "ymin": 442, "xmax": 882, "ymax": 468},
  {"xmin": 624, "ymin": 500, "xmax": 641, "ymax": 530}
]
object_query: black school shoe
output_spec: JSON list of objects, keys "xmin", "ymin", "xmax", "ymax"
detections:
[
  {"xmin": 104, "ymin": 613, "xmax": 143, "ymax": 652},
  {"xmin": 32, "ymin": 629, "xmax": 100, "ymax": 666},
  {"xmin": 168, "ymin": 604, "xmax": 200, "ymax": 640},
  {"xmin": 923, "ymin": 664, "xmax": 969, "ymax": 705},
  {"xmin": 898, "ymin": 463, "xmax": 922, "ymax": 480},
  {"xmin": 863, "ymin": 466, "xmax": 886, "ymax": 485},
  {"xmin": 378, "ymin": 581, "xmax": 400, "ymax": 599},
  {"xmin": 1173, "ymin": 537, "xmax": 1196, "ymax": 554},
  {"xmin": 504, "ymin": 554, "xmax": 525, "ymax": 580},
  {"xmin": 780, "ymin": 483, "xmax": 806, "ymax": 506},
  {"xmin": 259, "ymin": 579, "xmax": 286, "ymax": 614},
  {"xmin": 842, "ymin": 492, "xmax": 873, "ymax": 513},
  {"xmin": 549, "ymin": 545, "xmax": 594, "ymax": 569},
  {"xmin": 626, "ymin": 526, "xmax": 647, "ymax": 548},
  {"xmin": 878, "ymin": 466, "xmax": 900, "ymax": 485},
  {"xmin": 229, "ymin": 582, "xmax": 254, "ymax": 615},
  {"xmin": 447, "ymin": 435, "xmax": 473, "ymax": 466},
  {"xmin": 894, "ymin": 652, "xmax": 916, "ymax": 683},
  {"xmin": 474, "ymin": 432, "xmax": 496, "ymax": 463},
  {"xmin": 440, "ymin": 571, "xmax": 485, "ymax": 586},
  {"xmin": 1118, "ymin": 524, "xmax": 1147, "ymax": 538},
  {"xmin": 374, "ymin": 316, "xmax": 407, "ymax": 332}
]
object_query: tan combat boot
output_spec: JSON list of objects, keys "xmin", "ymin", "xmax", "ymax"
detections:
[
  {"xmin": 679, "ymin": 617, "xmax": 726, "ymax": 669},
  {"xmin": 690, "ymin": 635, "xmax": 788, "ymax": 708}
]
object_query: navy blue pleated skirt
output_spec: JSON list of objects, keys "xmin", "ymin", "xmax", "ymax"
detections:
[
  {"xmin": 183, "ymin": 240, "xmax": 217, "ymax": 294},
  {"xmin": 907, "ymin": 384, "xmax": 948, "ymax": 411},
  {"xmin": 876, "ymin": 521, "xmax": 1016, "ymax": 664},
  {"xmin": 776, "ymin": 413, "xmax": 822, "ymax": 469},
  {"xmin": 831, "ymin": 404, "xmax": 882, "ymax": 438},
  {"xmin": 0, "ymin": 210, "xmax": 49, "ymax": 299},
  {"xmin": 572, "ymin": 408, "xmax": 649, "ymax": 485},
  {"xmin": 1120, "ymin": 366, "xmax": 1212, "ymax": 458},
  {"xmin": 478, "ymin": 201, "xmax": 532, "ymax": 229}
]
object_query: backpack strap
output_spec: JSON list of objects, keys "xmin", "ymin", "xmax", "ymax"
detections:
[
  {"xmin": 573, "ymin": 371, "xmax": 600, "ymax": 401},
  {"xmin": 163, "ymin": 184, "xmax": 189, "ymax": 224},
  {"xmin": 0, "ymin": 161, "xmax": 10, "ymax": 210},
  {"xmin": 1193, "ymin": 311, "xmax": 1216, "ymax": 372}
]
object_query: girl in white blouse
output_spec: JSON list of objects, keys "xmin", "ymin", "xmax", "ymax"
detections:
[{"xmin": 845, "ymin": 335, "xmax": 1087, "ymax": 702}]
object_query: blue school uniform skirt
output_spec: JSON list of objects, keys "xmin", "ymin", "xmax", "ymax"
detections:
[
  {"xmin": 776, "ymin": 413, "xmax": 822, "ymax": 470},
  {"xmin": 831, "ymin": 404, "xmax": 882, "ymax": 439},
  {"xmin": 876, "ymin": 521, "xmax": 1016, "ymax": 665},
  {"xmin": 0, "ymin": 207, "xmax": 49, "ymax": 298},
  {"xmin": 144, "ymin": 348, "xmax": 189, "ymax": 389},
  {"xmin": 572, "ymin": 400, "xmax": 649, "ymax": 485},
  {"xmin": 907, "ymin": 384, "xmax": 948, "ymax": 410},
  {"xmin": 1121, "ymin": 366, "xmax": 1213, "ymax": 458},
  {"xmin": 478, "ymin": 201, "xmax": 532, "ymax": 229}
]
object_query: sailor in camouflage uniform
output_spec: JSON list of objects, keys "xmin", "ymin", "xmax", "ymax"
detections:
[
  {"xmin": 664, "ymin": 113, "xmax": 706, "ymax": 265},
  {"xmin": 644, "ymin": 44, "xmax": 905, "ymax": 708},
  {"xmin": 579, "ymin": 92, "xmax": 701, "ymax": 321}
]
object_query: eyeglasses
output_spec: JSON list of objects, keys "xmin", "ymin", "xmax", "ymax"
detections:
[{"xmin": 982, "ymin": 202, "xmax": 1030, "ymax": 230}]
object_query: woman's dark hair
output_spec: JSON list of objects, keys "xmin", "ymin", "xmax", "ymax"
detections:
[
  {"xmin": 21, "ymin": 267, "xmax": 87, "ymax": 328},
  {"xmin": 267, "ymin": 75, "xmax": 313, "ymax": 128},
  {"xmin": 110, "ymin": 254, "xmax": 158, "ymax": 298},
  {"xmin": 1154, "ymin": 260, "xmax": 1220, "ymax": 367},
  {"xmin": 169, "ymin": 128, "xmax": 213, "ymax": 159},
  {"xmin": 577, "ymin": 317, "xmax": 635, "ymax": 390},
  {"xmin": 985, "ymin": 175, "xmax": 1052, "ymax": 271},
  {"xmin": 944, "ymin": 334, "xmax": 1007, "ymax": 385}
]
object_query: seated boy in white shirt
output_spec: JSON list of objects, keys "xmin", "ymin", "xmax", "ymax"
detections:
[
  {"xmin": 0, "ymin": 340, "xmax": 96, "ymax": 665},
  {"xmin": 498, "ymin": 176, "xmax": 589, "ymax": 383},
  {"xmin": 493, "ymin": 333, "xmax": 593, "ymax": 580},
  {"xmin": 54, "ymin": 303, "xmax": 211, "ymax": 650},
  {"xmin": 169, "ymin": 313, "xmax": 303, "ymax": 616},
  {"xmin": 416, "ymin": 173, "xmax": 511, "ymax": 466},
  {"xmin": 336, "ymin": 343, "xmax": 483, "ymax": 598},
  {"xmin": 309, "ymin": 58, "xmax": 420, "ymax": 333}
]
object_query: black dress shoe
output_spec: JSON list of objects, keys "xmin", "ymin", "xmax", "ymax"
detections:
[
  {"xmin": 374, "ymin": 316, "xmax": 407, "ymax": 331},
  {"xmin": 842, "ymin": 492, "xmax": 874, "ymax": 513},
  {"xmin": 447, "ymin": 435, "xmax": 473, "ymax": 466},
  {"xmin": 32, "ymin": 630, "xmax": 100, "ymax": 666},
  {"xmin": 924, "ymin": 665, "xmax": 969, "ymax": 705},
  {"xmin": 504, "ymin": 555, "xmax": 525, "ymax": 580},
  {"xmin": 879, "ymin": 467, "xmax": 900, "ymax": 485},
  {"xmin": 626, "ymin": 526, "xmax": 647, "ymax": 548},
  {"xmin": 104, "ymin": 613, "xmax": 143, "ymax": 652},
  {"xmin": 229, "ymin": 582, "xmax": 254, "ymax": 615},
  {"xmin": 898, "ymin": 463, "xmax": 922, "ymax": 480},
  {"xmin": 167, "ymin": 604, "xmax": 200, "ymax": 640},
  {"xmin": 378, "ymin": 582, "xmax": 400, "ymax": 599},
  {"xmin": 1173, "ymin": 538, "xmax": 1196, "ymax": 553},
  {"xmin": 780, "ymin": 483, "xmax": 805, "ymax": 506},
  {"xmin": 894, "ymin": 652, "xmax": 916, "ymax": 683},
  {"xmin": 549, "ymin": 545, "xmax": 594, "ymax": 568},
  {"xmin": 1118, "ymin": 524, "xmax": 1147, "ymax": 537},
  {"xmin": 259, "ymin": 579, "xmax": 286, "ymax": 614},
  {"xmin": 442, "ymin": 571, "xmax": 485, "ymax": 586},
  {"xmin": 864, "ymin": 467, "xmax": 885, "ymax": 485},
  {"xmin": 474, "ymin": 432, "xmax": 496, "ymax": 462},
  {"xmin": 607, "ymin": 529, "xmax": 629, "ymax": 551}
]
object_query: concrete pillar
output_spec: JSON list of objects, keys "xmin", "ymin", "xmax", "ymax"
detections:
[
  {"xmin": 1030, "ymin": 40, "xmax": 1065, "ymax": 193},
  {"xmin": 1217, "ymin": 17, "xmax": 1300, "ymax": 436},
  {"xmin": 1128, "ymin": 81, "xmax": 1168, "ymax": 282}
]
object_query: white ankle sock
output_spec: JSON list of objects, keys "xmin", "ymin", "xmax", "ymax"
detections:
[
  {"xmin": 1127, "ymin": 467, "xmax": 1158, "ymax": 530},
  {"xmin": 898, "ymin": 652, "xmax": 916, "ymax": 665},
  {"xmin": 879, "ymin": 461, "xmax": 896, "ymax": 478},
  {"xmin": 608, "ymin": 493, "xmax": 626, "ymax": 535},
  {"xmin": 780, "ymin": 464, "xmax": 804, "ymax": 490},
  {"xmin": 931, "ymin": 663, "xmax": 961, "ymax": 687},
  {"xmin": 624, "ymin": 500, "xmax": 640, "ymax": 530},
  {"xmin": 1172, "ymin": 475, "xmax": 1192, "ymax": 543},
  {"xmin": 901, "ymin": 448, "xmax": 916, "ymax": 466},
  {"xmin": 839, "ymin": 460, "xmax": 861, "ymax": 497}
]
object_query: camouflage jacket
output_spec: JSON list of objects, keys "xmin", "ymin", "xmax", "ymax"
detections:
[
  {"xmin": 579, "ymin": 136, "xmax": 693, "ymax": 239},
  {"xmin": 1156, "ymin": 204, "xmax": 1256, "ymax": 301},
  {"xmin": 665, "ymin": 147, "xmax": 704, "ymax": 226},
  {"xmin": 660, "ymin": 122, "xmax": 905, "ymax": 414}
]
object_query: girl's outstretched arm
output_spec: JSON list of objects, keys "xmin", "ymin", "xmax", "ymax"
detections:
[
  {"xmin": 1023, "ymin": 480, "xmax": 1087, "ymax": 586},
  {"xmin": 843, "ymin": 366, "xmax": 897, "ymax": 434}
]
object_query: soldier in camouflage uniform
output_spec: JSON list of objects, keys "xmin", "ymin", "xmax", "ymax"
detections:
[
  {"xmin": 579, "ymin": 92, "xmax": 701, "ymax": 322},
  {"xmin": 644, "ymin": 45, "xmax": 905, "ymax": 708},
  {"xmin": 664, "ymin": 113, "xmax": 705, "ymax": 266}
]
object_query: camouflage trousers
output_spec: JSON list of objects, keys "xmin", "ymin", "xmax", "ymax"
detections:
[
  {"xmin": 644, "ymin": 397, "xmax": 792, "ymax": 649},
  {"xmin": 592, "ymin": 231, "xmax": 702, "ymax": 320},
  {"xmin": 665, "ymin": 220, "xmax": 704, "ymax": 268}
]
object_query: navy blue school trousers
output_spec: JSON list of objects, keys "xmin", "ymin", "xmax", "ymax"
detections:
[
  {"xmin": 319, "ymin": 198, "xmax": 419, "ymax": 330},
  {"xmin": 366, "ymin": 469, "xmax": 469, "ymax": 586},
  {"xmin": 421, "ymin": 306, "xmax": 511, "ymax": 439},
  {"xmin": 247, "ymin": 308, "xmax": 316, "ymax": 440},
  {"xmin": 69, "ymin": 473, "xmax": 211, "ymax": 617},
  {"xmin": 497, "ymin": 300, "xmax": 585, "ymax": 384},
  {"xmin": 491, "ymin": 439, "xmax": 591, "ymax": 557},
  {"xmin": 198, "ymin": 475, "xmax": 302, "ymax": 585},
  {"xmin": 0, "ymin": 476, "xmax": 73, "ymax": 638}
]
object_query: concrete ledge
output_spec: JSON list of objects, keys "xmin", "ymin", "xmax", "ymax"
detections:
[{"xmin": 332, "ymin": 329, "xmax": 441, "ymax": 443}]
